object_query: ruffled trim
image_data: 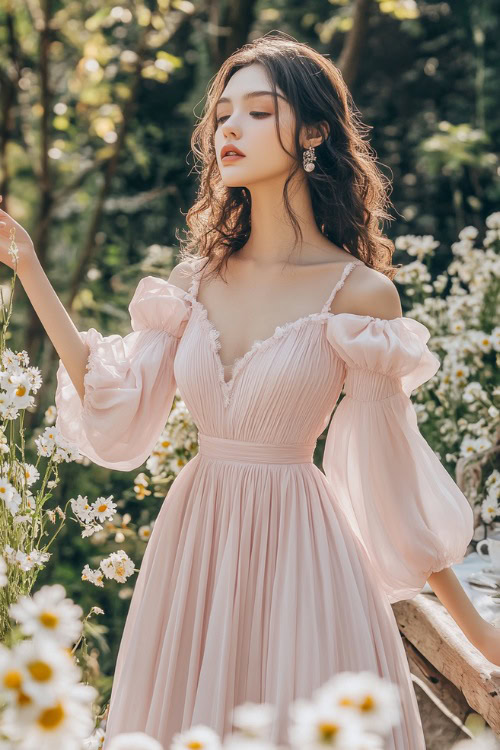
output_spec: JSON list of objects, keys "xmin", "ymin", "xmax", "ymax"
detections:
[
  {"xmin": 326, "ymin": 314, "xmax": 441, "ymax": 396},
  {"xmin": 129, "ymin": 276, "xmax": 192, "ymax": 336},
  {"xmin": 185, "ymin": 299, "xmax": 333, "ymax": 407}
]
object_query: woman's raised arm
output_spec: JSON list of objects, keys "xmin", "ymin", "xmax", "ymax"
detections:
[{"xmin": 0, "ymin": 195, "xmax": 89, "ymax": 402}]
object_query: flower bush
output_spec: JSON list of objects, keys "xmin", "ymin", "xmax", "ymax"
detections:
[
  {"xmin": 393, "ymin": 215, "xmax": 499, "ymax": 539},
  {"xmin": 0, "ymin": 264, "xmax": 139, "ymax": 641}
]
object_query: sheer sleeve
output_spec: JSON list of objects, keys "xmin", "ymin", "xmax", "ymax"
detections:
[
  {"xmin": 55, "ymin": 277, "xmax": 191, "ymax": 471},
  {"xmin": 324, "ymin": 313, "xmax": 474, "ymax": 603}
]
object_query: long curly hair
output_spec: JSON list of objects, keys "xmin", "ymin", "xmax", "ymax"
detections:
[{"xmin": 178, "ymin": 31, "xmax": 400, "ymax": 282}]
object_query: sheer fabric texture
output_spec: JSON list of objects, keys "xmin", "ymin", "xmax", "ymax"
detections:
[{"xmin": 55, "ymin": 258, "xmax": 474, "ymax": 750}]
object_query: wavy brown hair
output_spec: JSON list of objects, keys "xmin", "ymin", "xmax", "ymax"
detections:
[{"xmin": 178, "ymin": 31, "xmax": 401, "ymax": 282}]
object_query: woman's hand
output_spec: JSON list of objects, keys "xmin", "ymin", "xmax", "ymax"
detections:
[
  {"xmin": 476, "ymin": 620, "xmax": 500, "ymax": 666},
  {"xmin": 0, "ymin": 194, "xmax": 36, "ymax": 273}
]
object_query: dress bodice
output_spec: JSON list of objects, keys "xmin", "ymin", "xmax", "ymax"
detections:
[{"xmin": 173, "ymin": 259, "xmax": 361, "ymax": 442}]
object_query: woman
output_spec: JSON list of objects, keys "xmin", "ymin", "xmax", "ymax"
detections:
[{"xmin": 1, "ymin": 32, "xmax": 498, "ymax": 750}]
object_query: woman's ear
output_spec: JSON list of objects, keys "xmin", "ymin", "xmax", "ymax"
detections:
[{"xmin": 301, "ymin": 121, "xmax": 330, "ymax": 149}]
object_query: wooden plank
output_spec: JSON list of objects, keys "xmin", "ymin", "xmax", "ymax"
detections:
[{"xmin": 392, "ymin": 594, "xmax": 500, "ymax": 734}]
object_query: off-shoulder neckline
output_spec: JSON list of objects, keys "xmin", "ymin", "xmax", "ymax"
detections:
[
  {"xmin": 137, "ymin": 273, "xmax": 428, "ymax": 408},
  {"xmin": 145, "ymin": 274, "xmax": 409, "ymax": 324}
]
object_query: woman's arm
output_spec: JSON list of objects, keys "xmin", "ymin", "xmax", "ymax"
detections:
[
  {"xmin": 0, "ymin": 197, "xmax": 89, "ymax": 402},
  {"xmin": 337, "ymin": 268, "xmax": 500, "ymax": 666},
  {"xmin": 427, "ymin": 567, "xmax": 500, "ymax": 665}
]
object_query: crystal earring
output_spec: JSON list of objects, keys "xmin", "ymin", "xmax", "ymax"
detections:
[{"xmin": 302, "ymin": 145, "xmax": 316, "ymax": 172}]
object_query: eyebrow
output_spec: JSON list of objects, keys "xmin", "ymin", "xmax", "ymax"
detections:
[{"xmin": 215, "ymin": 90, "xmax": 287, "ymax": 106}]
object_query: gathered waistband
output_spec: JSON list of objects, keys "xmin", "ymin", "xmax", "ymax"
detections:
[{"xmin": 197, "ymin": 433, "xmax": 315, "ymax": 464}]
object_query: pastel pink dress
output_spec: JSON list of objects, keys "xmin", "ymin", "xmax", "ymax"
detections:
[{"xmin": 55, "ymin": 257, "xmax": 474, "ymax": 750}]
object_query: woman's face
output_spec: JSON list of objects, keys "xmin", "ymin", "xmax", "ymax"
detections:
[{"xmin": 214, "ymin": 63, "xmax": 299, "ymax": 189}]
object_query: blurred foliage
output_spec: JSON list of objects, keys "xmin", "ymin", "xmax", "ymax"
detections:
[{"xmin": 1, "ymin": 0, "xmax": 499, "ymax": 677}]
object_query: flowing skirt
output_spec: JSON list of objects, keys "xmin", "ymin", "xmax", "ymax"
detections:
[{"xmin": 102, "ymin": 453, "xmax": 425, "ymax": 750}]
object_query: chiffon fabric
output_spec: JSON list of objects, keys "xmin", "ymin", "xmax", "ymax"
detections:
[{"xmin": 55, "ymin": 257, "xmax": 474, "ymax": 750}]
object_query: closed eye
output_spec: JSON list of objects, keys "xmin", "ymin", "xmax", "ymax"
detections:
[{"xmin": 216, "ymin": 112, "xmax": 271, "ymax": 125}]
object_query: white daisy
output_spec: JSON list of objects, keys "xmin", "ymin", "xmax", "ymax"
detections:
[
  {"xmin": 13, "ymin": 550, "xmax": 37, "ymax": 572},
  {"xmin": 0, "ymin": 475, "xmax": 15, "ymax": 504},
  {"xmin": 312, "ymin": 671, "xmax": 401, "ymax": 736},
  {"xmin": 22, "ymin": 463, "xmax": 40, "ymax": 487},
  {"xmin": 450, "ymin": 319, "xmax": 466, "ymax": 334},
  {"xmin": 472, "ymin": 331, "xmax": 493, "ymax": 354},
  {"xmin": 91, "ymin": 495, "xmax": 117, "ymax": 522},
  {"xmin": 0, "ymin": 642, "xmax": 24, "ymax": 699},
  {"xmin": 82, "ymin": 523, "xmax": 104, "ymax": 538},
  {"xmin": 480, "ymin": 497, "xmax": 499, "ymax": 525},
  {"xmin": 0, "ymin": 348, "xmax": 22, "ymax": 371},
  {"xmin": 100, "ymin": 551, "xmax": 135, "ymax": 584},
  {"xmin": 171, "ymin": 725, "xmax": 222, "ymax": 750},
  {"xmin": 35, "ymin": 427, "xmax": 58, "ymax": 457},
  {"xmin": 44, "ymin": 405, "xmax": 57, "ymax": 425},
  {"xmin": 288, "ymin": 696, "xmax": 366, "ymax": 749},
  {"xmin": 3, "ymin": 681, "xmax": 97, "ymax": 750},
  {"xmin": 5, "ymin": 373, "xmax": 33, "ymax": 409},
  {"xmin": 83, "ymin": 727, "xmax": 106, "ymax": 749},
  {"xmin": 15, "ymin": 637, "xmax": 81, "ymax": 706},
  {"xmin": 70, "ymin": 495, "xmax": 96, "ymax": 524},
  {"xmin": 138, "ymin": 525, "xmax": 152, "ymax": 541},
  {"xmin": 26, "ymin": 366, "xmax": 42, "ymax": 392},
  {"xmin": 460, "ymin": 436, "xmax": 480, "ymax": 458},
  {"xmin": 230, "ymin": 701, "xmax": 276, "ymax": 739},
  {"xmin": 9, "ymin": 583, "xmax": 83, "ymax": 647},
  {"xmin": 0, "ymin": 477, "xmax": 21, "ymax": 515},
  {"xmin": 486, "ymin": 471, "xmax": 500, "ymax": 489},
  {"xmin": 81, "ymin": 564, "xmax": 105, "ymax": 588}
]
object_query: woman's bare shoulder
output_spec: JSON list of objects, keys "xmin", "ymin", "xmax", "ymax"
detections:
[
  {"xmin": 167, "ymin": 258, "xmax": 205, "ymax": 292},
  {"xmin": 333, "ymin": 263, "xmax": 403, "ymax": 320}
]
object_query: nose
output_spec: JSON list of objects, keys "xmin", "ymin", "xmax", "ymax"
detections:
[{"xmin": 221, "ymin": 116, "xmax": 241, "ymax": 138}]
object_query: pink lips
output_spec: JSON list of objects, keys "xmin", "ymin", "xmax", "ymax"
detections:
[
  {"xmin": 221, "ymin": 154, "xmax": 245, "ymax": 163},
  {"xmin": 220, "ymin": 144, "xmax": 246, "ymax": 162}
]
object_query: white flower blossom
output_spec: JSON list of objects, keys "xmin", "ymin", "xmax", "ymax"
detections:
[
  {"xmin": 480, "ymin": 496, "xmax": 499, "ymax": 524},
  {"xmin": 81, "ymin": 564, "xmax": 105, "ymax": 588},
  {"xmin": 138, "ymin": 525, "xmax": 152, "ymax": 541},
  {"xmin": 9, "ymin": 584, "xmax": 83, "ymax": 646},
  {"xmin": 14, "ymin": 637, "xmax": 82, "ymax": 707},
  {"xmin": 485, "ymin": 211, "xmax": 500, "ymax": 230},
  {"xmin": 91, "ymin": 495, "xmax": 117, "ymax": 522},
  {"xmin": 171, "ymin": 726, "xmax": 221, "ymax": 750},
  {"xmin": 100, "ymin": 550, "xmax": 135, "ymax": 584},
  {"xmin": 82, "ymin": 523, "xmax": 104, "ymax": 538}
]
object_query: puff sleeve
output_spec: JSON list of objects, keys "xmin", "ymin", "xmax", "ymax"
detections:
[
  {"xmin": 55, "ymin": 277, "xmax": 191, "ymax": 471},
  {"xmin": 324, "ymin": 314, "xmax": 474, "ymax": 603}
]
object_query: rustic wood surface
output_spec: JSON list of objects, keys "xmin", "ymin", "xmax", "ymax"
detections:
[{"xmin": 392, "ymin": 594, "xmax": 500, "ymax": 737}]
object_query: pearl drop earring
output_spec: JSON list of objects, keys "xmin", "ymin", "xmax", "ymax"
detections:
[{"xmin": 302, "ymin": 145, "xmax": 316, "ymax": 172}]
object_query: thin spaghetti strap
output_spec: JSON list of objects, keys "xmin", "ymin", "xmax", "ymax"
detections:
[
  {"xmin": 187, "ymin": 257, "xmax": 207, "ymax": 300},
  {"xmin": 321, "ymin": 259, "xmax": 364, "ymax": 314}
]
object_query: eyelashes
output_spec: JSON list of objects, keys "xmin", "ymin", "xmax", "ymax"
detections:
[{"xmin": 215, "ymin": 112, "xmax": 271, "ymax": 125}]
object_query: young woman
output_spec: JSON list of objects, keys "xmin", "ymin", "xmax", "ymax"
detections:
[{"xmin": 1, "ymin": 32, "xmax": 498, "ymax": 750}]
